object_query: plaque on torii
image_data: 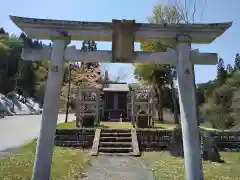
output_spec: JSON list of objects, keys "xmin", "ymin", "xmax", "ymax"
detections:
[{"xmin": 10, "ymin": 15, "xmax": 232, "ymax": 180}]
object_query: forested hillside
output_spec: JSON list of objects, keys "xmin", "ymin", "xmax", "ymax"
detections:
[
  {"xmin": 0, "ymin": 27, "xmax": 102, "ymax": 109},
  {"xmin": 198, "ymin": 54, "xmax": 240, "ymax": 130}
]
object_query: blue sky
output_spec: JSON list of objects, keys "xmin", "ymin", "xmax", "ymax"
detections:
[{"xmin": 0, "ymin": 0, "xmax": 239, "ymax": 84}]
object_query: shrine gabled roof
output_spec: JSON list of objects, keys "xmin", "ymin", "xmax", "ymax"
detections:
[{"xmin": 103, "ymin": 83, "xmax": 129, "ymax": 92}]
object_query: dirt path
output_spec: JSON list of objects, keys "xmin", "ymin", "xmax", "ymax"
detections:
[{"xmin": 81, "ymin": 156, "xmax": 155, "ymax": 180}]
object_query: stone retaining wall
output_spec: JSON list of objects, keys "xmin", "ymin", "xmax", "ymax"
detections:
[
  {"xmin": 200, "ymin": 129, "xmax": 240, "ymax": 152},
  {"xmin": 136, "ymin": 129, "xmax": 173, "ymax": 150},
  {"xmin": 136, "ymin": 128, "xmax": 240, "ymax": 152},
  {"xmin": 54, "ymin": 128, "xmax": 240, "ymax": 152},
  {"xmin": 55, "ymin": 128, "xmax": 95, "ymax": 148}
]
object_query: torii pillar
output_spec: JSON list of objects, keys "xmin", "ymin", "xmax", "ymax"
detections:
[
  {"xmin": 32, "ymin": 39, "xmax": 69, "ymax": 180},
  {"xmin": 176, "ymin": 35, "xmax": 203, "ymax": 179}
]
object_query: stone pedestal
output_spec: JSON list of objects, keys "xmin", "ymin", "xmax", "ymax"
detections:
[
  {"xmin": 136, "ymin": 110, "xmax": 149, "ymax": 128},
  {"xmin": 82, "ymin": 115, "xmax": 95, "ymax": 127}
]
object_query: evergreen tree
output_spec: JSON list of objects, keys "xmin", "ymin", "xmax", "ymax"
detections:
[
  {"xmin": 0, "ymin": 33, "xmax": 23, "ymax": 93},
  {"xmin": 234, "ymin": 53, "xmax": 240, "ymax": 70},
  {"xmin": 0, "ymin": 27, "xmax": 6, "ymax": 34},
  {"xmin": 217, "ymin": 58, "xmax": 228, "ymax": 85},
  {"xmin": 19, "ymin": 32, "xmax": 32, "ymax": 48},
  {"xmin": 17, "ymin": 33, "xmax": 45, "ymax": 97},
  {"xmin": 226, "ymin": 64, "xmax": 234, "ymax": 75},
  {"xmin": 81, "ymin": 40, "xmax": 97, "ymax": 52},
  {"xmin": 80, "ymin": 40, "xmax": 97, "ymax": 66}
]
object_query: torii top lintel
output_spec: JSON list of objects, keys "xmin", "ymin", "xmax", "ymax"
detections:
[{"xmin": 10, "ymin": 15, "xmax": 232, "ymax": 44}]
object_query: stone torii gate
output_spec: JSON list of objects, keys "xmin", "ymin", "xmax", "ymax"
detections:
[{"xmin": 10, "ymin": 16, "xmax": 231, "ymax": 180}]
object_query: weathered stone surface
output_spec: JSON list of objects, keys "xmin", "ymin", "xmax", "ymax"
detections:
[
  {"xmin": 98, "ymin": 129, "xmax": 133, "ymax": 155},
  {"xmin": 55, "ymin": 128, "xmax": 240, "ymax": 154},
  {"xmin": 202, "ymin": 130, "xmax": 240, "ymax": 151},
  {"xmin": 137, "ymin": 129, "xmax": 172, "ymax": 150},
  {"xmin": 168, "ymin": 124, "xmax": 184, "ymax": 157},
  {"xmin": 55, "ymin": 128, "xmax": 95, "ymax": 148},
  {"xmin": 136, "ymin": 110, "xmax": 148, "ymax": 128},
  {"xmin": 91, "ymin": 129, "xmax": 101, "ymax": 156},
  {"xmin": 82, "ymin": 116, "xmax": 95, "ymax": 127},
  {"xmin": 200, "ymin": 131, "xmax": 224, "ymax": 163},
  {"xmin": 131, "ymin": 129, "xmax": 140, "ymax": 156}
]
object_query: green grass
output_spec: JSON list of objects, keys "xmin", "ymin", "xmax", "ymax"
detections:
[
  {"xmin": 57, "ymin": 120, "xmax": 175, "ymax": 129},
  {"xmin": 100, "ymin": 122, "xmax": 133, "ymax": 129},
  {"xmin": 0, "ymin": 140, "xmax": 90, "ymax": 180},
  {"xmin": 154, "ymin": 123, "xmax": 176, "ymax": 129},
  {"xmin": 56, "ymin": 121, "xmax": 134, "ymax": 129},
  {"xmin": 200, "ymin": 121, "xmax": 219, "ymax": 131},
  {"xmin": 57, "ymin": 121, "xmax": 77, "ymax": 128},
  {"xmin": 141, "ymin": 151, "xmax": 240, "ymax": 180},
  {"xmin": 199, "ymin": 122, "xmax": 237, "ymax": 132}
]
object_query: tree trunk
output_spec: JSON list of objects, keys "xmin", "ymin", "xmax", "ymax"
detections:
[
  {"xmin": 153, "ymin": 83, "xmax": 163, "ymax": 123},
  {"xmin": 158, "ymin": 85, "xmax": 164, "ymax": 122},
  {"xmin": 169, "ymin": 71, "xmax": 179, "ymax": 124},
  {"xmin": 0, "ymin": 72, "xmax": 3, "ymax": 93}
]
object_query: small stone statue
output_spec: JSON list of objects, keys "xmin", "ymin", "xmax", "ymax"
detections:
[
  {"xmin": 169, "ymin": 124, "xmax": 184, "ymax": 157},
  {"xmin": 201, "ymin": 131, "xmax": 224, "ymax": 163}
]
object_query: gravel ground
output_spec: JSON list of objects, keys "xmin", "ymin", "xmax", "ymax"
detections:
[{"xmin": 81, "ymin": 156, "xmax": 155, "ymax": 180}]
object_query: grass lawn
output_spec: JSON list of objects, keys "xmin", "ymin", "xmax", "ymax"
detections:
[
  {"xmin": 0, "ymin": 140, "xmax": 90, "ymax": 180},
  {"xmin": 56, "ymin": 121, "xmax": 135, "ymax": 129},
  {"xmin": 199, "ymin": 122, "xmax": 235, "ymax": 132},
  {"xmin": 57, "ymin": 120, "xmax": 77, "ymax": 128},
  {"xmin": 57, "ymin": 120, "xmax": 175, "ymax": 129},
  {"xmin": 154, "ymin": 123, "xmax": 176, "ymax": 129},
  {"xmin": 141, "ymin": 151, "xmax": 240, "ymax": 180}
]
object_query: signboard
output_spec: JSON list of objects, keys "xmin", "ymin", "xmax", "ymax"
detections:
[{"xmin": 51, "ymin": 65, "xmax": 59, "ymax": 72}]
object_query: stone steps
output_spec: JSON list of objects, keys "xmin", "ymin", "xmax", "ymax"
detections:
[
  {"xmin": 99, "ymin": 147, "xmax": 132, "ymax": 153},
  {"xmin": 100, "ymin": 136, "xmax": 132, "ymax": 142},
  {"xmin": 100, "ymin": 141, "xmax": 132, "ymax": 148},
  {"xmin": 101, "ymin": 132, "xmax": 131, "ymax": 137},
  {"xmin": 91, "ymin": 128, "xmax": 140, "ymax": 157},
  {"xmin": 98, "ymin": 152, "xmax": 133, "ymax": 156},
  {"xmin": 98, "ymin": 129, "xmax": 133, "ymax": 155},
  {"xmin": 101, "ymin": 129, "xmax": 131, "ymax": 133}
]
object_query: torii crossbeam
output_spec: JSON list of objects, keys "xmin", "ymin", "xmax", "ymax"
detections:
[
  {"xmin": 10, "ymin": 15, "xmax": 232, "ymax": 180},
  {"xmin": 22, "ymin": 46, "xmax": 218, "ymax": 65}
]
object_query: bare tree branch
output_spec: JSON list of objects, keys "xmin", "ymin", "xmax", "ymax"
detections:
[
  {"xmin": 200, "ymin": 0, "xmax": 208, "ymax": 22},
  {"xmin": 104, "ymin": 67, "xmax": 128, "ymax": 83},
  {"xmin": 168, "ymin": 0, "xmax": 208, "ymax": 23},
  {"xmin": 184, "ymin": 0, "xmax": 189, "ymax": 23},
  {"xmin": 190, "ymin": 0, "xmax": 197, "ymax": 23},
  {"xmin": 113, "ymin": 69, "xmax": 128, "ymax": 82}
]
